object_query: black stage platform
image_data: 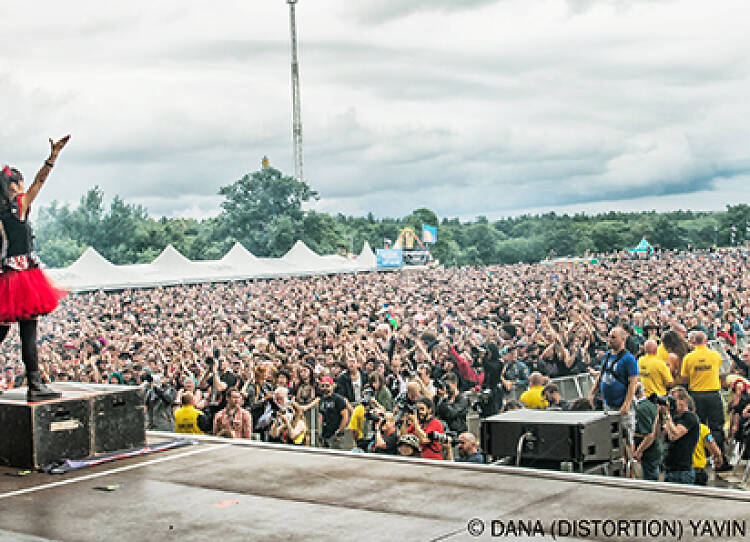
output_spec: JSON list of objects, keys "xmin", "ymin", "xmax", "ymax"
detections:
[{"xmin": 2, "ymin": 434, "xmax": 750, "ymax": 541}]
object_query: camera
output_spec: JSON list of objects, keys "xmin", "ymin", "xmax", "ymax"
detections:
[
  {"xmin": 394, "ymin": 403, "xmax": 416, "ymax": 426},
  {"xmin": 205, "ymin": 357, "xmax": 215, "ymax": 368},
  {"xmin": 435, "ymin": 378, "xmax": 448, "ymax": 392},
  {"xmin": 261, "ymin": 381, "xmax": 274, "ymax": 396},
  {"xmin": 365, "ymin": 410, "xmax": 384, "ymax": 424},
  {"xmin": 648, "ymin": 393, "xmax": 676, "ymax": 412},
  {"xmin": 471, "ymin": 388, "xmax": 494, "ymax": 415},
  {"xmin": 361, "ymin": 387, "xmax": 375, "ymax": 405},
  {"xmin": 428, "ymin": 430, "xmax": 458, "ymax": 445}
]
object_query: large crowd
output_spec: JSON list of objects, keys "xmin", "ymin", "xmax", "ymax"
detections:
[{"xmin": 1, "ymin": 246, "xmax": 749, "ymax": 478}]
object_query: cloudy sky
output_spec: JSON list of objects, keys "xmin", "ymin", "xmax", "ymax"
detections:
[{"xmin": 1, "ymin": 0, "xmax": 748, "ymax": 221}]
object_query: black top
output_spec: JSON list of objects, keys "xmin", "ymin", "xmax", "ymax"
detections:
[
  {"xmin": 372, "ymin": 432, "xmax": 398, "ymax": 455},
  {"xmin": 664, "ymin": 410, "xmax": 699, "ymax": 471},
  {"xmin": 0, "ymin": 195, "xmax": 33, "ymax": 258},
  {"xmin": 319, "ymin": 392, "xmax": 348, "ymax": 438},
  {"xmin": 336, "ymin": 369, "xmax": 368, "ymax": 403}
]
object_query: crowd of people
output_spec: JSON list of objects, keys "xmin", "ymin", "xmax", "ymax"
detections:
[{"xmin": 1, "ymin": 244, "xmax": 748, "ymax": 476}]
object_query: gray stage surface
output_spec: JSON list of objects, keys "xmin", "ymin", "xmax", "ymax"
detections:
[{"xmin": 1, "ymin": 434, "xmax": 749, "ymax": 542}]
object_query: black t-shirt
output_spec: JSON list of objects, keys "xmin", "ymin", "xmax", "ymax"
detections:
[
  {"xmin": 664, "ymin": 410, "xmax": 699, "ymax": 471},
  {"xmin": 319, "ymin": 393, "xmax": 348, "ymax": 438},
  {"xmin": 372, "ymin": 432, "xmax": 398, "ymax": 455}
]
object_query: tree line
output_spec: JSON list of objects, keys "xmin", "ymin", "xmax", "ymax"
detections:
[{"xmin": 34, "ymin": 166, "xmax": 750, "ymax": 268}]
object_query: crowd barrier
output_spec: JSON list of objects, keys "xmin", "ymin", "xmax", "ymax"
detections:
[{"xmin": 277, "ymin": 339, "xmax": 746, "ymax": 449}]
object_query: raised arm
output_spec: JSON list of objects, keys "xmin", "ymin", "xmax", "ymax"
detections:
[{"xmin": 21, "ymin": 135, "xmax": 70, "ymax": 215}]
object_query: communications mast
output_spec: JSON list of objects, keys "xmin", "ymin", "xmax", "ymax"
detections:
[{"xmin": 287, "ymin": 0, "xmax": 304, "ymax": 183}]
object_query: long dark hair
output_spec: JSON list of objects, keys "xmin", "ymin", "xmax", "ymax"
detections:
[
  {"xmin": 662, "ymin": 330, "xmax": 690, "ymax": 360},
  {"xmin": 0, "ymin": 165, "xmax": 23, "ymax": 213}
]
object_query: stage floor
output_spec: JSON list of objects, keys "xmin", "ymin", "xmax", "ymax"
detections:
[{"xmin": 1, "ymin": 435, "xmax": 749, "ymax": 541}]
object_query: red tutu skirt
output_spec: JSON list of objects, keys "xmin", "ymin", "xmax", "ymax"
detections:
[{"xmin": 0, "ymin": 268, "xmax": 67, "ymax": 322}]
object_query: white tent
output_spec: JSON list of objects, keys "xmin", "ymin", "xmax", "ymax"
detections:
[
  {"xmin": 220, "ymin": 242, "xmax": 288, "ymax": 279},
  {"xmin": 46, "ymin": 247, "xmax": 138, "ymax": 291},
  {"xmin": 355, "ymin": 241, "xmax": 377, "ymax": 270},
  {"xmin": 47, "ymin": 239, "xmax": 380, "ymax": 292},
  {"xmin": 282, "ymin": 241, "xmax": 340, "ymax": 275}
]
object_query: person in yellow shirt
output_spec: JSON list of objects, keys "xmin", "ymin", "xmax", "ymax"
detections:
[
  {"xmin": 638, "ymin": 340, "xmax": 673, "ymax": 397},
  {"xmin": 519, "ymin": 372, "xmax": 549, "ymax": 409},
  {"xmin": 348, "ymin": 403, "xmax": 367, "ymax": 444},
  {"xmin": 689, "ymin": 397, "xmax": 723, "ymax": 486},
  {"xmin": 174, "ymin": 392, "xmax": 205, "ymax": 434},
  {"xmin": 681, "ymin": 331, "xmax": 726, "ymax": 467}
]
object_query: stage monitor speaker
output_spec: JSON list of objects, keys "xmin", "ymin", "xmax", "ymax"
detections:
[
  {"xmin": 0, "ymin": 383, "xmax": 146, "ymax": 469},
  {"xmin": 0, "ymin": 391, "xmax": 92, "ymax": 469},
  {"xmin": 481, "ymin": 410, "xmax": 622, "ymax": 464}
]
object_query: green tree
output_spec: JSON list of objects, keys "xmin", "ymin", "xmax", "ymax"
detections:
[
  {"xmin": 218, "ymin": 167, "xmax": 318, "ymax": 256},
  {"xmin": 36, "ymin": 237, "xmax": 85, "ymax": 268}
]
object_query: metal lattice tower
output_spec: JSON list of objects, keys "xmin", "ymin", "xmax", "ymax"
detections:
[{"xmin": 287, "ymin": 0, "xmax": 304, "ymax": 183}]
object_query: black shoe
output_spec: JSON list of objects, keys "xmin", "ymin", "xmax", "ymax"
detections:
[{"xmin": 27, "ymin": 370, "xmax": 61, "ymax": 401}]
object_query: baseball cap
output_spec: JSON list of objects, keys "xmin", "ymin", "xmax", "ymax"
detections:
[{"xmin": 320, "ymin": 376, "xmax": 334, "ymax": 386}]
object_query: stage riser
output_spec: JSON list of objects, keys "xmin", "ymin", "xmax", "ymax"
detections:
[{"xmin": 0, "ymin": 384, "xmax": 145, "ymax": 469}]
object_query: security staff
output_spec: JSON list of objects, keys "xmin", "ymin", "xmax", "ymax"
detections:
[
  {"xmin": 680, "ymin": 331, "xmax": 725, "ymax": 464},
  {"xmin": 638, "ymin": 339, "xmax": 673, "ymax": 397},
  {"xmin": 174, "ymin": 392, "xmax": 206, "ymax": 434}
]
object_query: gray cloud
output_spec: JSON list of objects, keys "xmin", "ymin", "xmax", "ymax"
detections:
[
  {"xmin": 346, "ymin": 0, "xmax": 501, "ymax": 24},
  {"xmin": 3, "ymin": 0, "xmax": 748, "ymax": 225}
]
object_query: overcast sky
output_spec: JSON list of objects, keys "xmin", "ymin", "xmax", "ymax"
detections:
[{"xmin": 1, "ymin": 0, "xmax": 748, "ymax": 221}]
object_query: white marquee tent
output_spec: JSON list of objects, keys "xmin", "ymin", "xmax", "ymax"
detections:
[{"xmin": 46, "ymin": 240, "xmax": 378, "ymax": 292}]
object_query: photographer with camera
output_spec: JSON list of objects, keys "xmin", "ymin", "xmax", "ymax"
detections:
[
  {"xmin": 394, "ymin": 380, "xmax": 421, "ymax": 417},
  {"xmin": 542, "ymin": 383, "xmax": 570, "ymax": 411},
  {"xmin": 347, "ymin": 385, "xmax": 385, "ymax": 449},
  {"xmin": 444, "ymin": 432, "xmax": 485, "ymax": 464},
  {"xmin": 370, "ymin": 412, "xmax": 399, "ymax": 454},
  {"xmin": 143, "ymin": 371, "xmax": 178, "ymax": 431},
  {"xmin": 267, "ymin": 387, "xmax": 292, "ymax": 443},
  {"xmin": 269, "ymin": 399, "xmax": 307, "ymax": 445},
  {"xmin": 402, "ymin": 397, "xmax": 445, "ymax": 460},
  {"xmin": 660, "ymin": 386, "xmax": 700, "ymax": 484},
  {"xmin": 478, "ymin": 342, "xmax": 503, "ymax": 417},
  {"xmin": 436, "ymin": 372, "xmax": 469, "ymax": 434},
  {"xmin": 632, "ymin": 383, "xmax": 662, "ymax": 481}
]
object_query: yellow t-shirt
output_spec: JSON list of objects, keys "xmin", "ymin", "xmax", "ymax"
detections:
[
  {"xmin": 693, "ymin": 423, "xmax": 711, "ymax": 469},
  {"xmin": 656, "ymin": 343, "xmax": 669, "ymax": 363},
  {"xmin": 348, "ymin": 404, "xmax": 366, "ymax": 439},
  {"xmin": 681, "ymin": 345, "xmax": 722, "ymax": 391},
  {"xmin": 174, "ymin": 405, "xmax": 205, "ymax": 434},
  {"xmin": 637, "ymin": 354, "xmax": 673, "ymax": 397},
  {"xmin": 519, "ymin": 386, "xmax": 549, "ymax": 409}
]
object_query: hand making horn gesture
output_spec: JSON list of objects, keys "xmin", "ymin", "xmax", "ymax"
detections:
[{"xmin": 49, "ymin": 134, "xmax": 71, "ymax": 156}]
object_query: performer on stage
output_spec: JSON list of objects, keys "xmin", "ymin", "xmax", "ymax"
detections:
[{"xmin": 0, "ymin": 135, "xmax": 70, "ymax": 401}]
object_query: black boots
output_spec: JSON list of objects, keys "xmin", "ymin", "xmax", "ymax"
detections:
[{"xmin": 27, "ymin": 370, "xmax": 61, "ymax": 401}]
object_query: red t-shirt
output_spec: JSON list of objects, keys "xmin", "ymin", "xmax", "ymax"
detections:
[{"xmin": 409, "ymin": 418, "xmax": 444, "ymax": 460}]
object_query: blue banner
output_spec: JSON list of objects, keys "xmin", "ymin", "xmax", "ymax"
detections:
[
  {"xmin": 376, "ymin": 249, "xmax": 403, "ymax": 269},
  {"xmin": 422, "ymin": 224, "xmax": 437, "ymax": 244}
]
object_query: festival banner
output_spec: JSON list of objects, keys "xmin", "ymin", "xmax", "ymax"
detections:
[
  {"xmin": 422, "ymin": 224, "xmax": 437, "ymax": 244},
  {"xmin": 376, "ymin": 249, "xmax": 403, "ymax": 269}
]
